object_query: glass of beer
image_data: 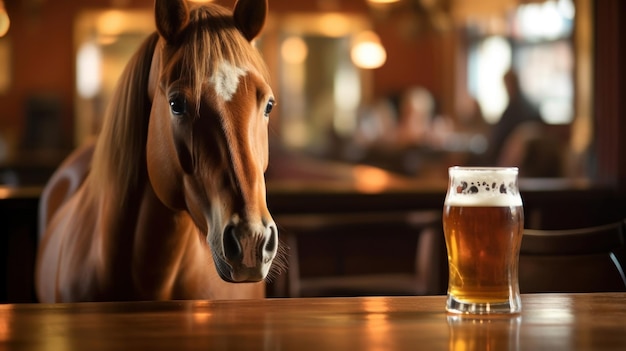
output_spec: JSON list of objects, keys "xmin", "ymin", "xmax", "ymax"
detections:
[{"xmin": 443, "ymin": 167, "xmax": 523, "ymax": 314}]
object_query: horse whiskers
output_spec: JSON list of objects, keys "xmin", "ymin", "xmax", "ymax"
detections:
[
  {"xmin": 265, "ymin": 239, "xmax": 289, "ymax": 283},
  {"xmin": 203, "ymin": 227, "xmax": 288, "ymax": 284}
]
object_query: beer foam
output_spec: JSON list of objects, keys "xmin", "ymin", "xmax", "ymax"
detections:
[{"xmin": 444, "ymin": 167, "xmax": 523, "ymax": 207}]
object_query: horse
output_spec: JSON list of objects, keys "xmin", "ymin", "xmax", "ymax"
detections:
[{"xmin": 35, "ymin": 0, "xmax": 285, "ymax": 302}]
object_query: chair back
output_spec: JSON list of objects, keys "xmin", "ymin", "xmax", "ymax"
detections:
[
  {"xmin": 273, "ymin": 210, "xmax": 446, "ymax": 297},
  {"xmin": 519, "ymin": 220, "xmax": 626, "ymax": 293}
]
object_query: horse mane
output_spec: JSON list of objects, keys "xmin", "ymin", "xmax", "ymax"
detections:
[
  {"xmin": 181, "ymin": 4, "xmax": 270, "ymax": 108},
  {"xmin": 89, "ymin": 32, "xmax": 159, "ymax": 207}
]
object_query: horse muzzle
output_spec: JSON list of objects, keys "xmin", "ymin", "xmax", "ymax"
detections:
[{"xmin": 216, "ymin": 221, "xmax": 278, "ymax": 283}]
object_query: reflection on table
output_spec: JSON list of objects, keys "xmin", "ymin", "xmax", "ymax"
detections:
[{"xmin": 1, "ymin": 293, "xmax": 625, "ymax": 350}]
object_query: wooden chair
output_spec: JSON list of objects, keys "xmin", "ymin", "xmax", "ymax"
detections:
[
  {"xmin": 519, "ymin": 220, "xmax": 626, "ymax": 293},
  {"xmin": 271, "ymin": 210, "xmax": 447, "ymax": 298}
]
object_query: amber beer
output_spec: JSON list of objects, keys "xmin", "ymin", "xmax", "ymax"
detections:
[{"xmin": 443, "ymin": 167, "xmax": 523, "ymax": 314}]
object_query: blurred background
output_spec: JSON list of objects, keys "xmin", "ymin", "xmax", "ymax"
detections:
[
  {"xmin": 0, "ymin": 0, "xmax": 594, "ymax": 185},
  {"xmin": 1, "ymin": 0, "xmax": 625, "ymax": 301}
]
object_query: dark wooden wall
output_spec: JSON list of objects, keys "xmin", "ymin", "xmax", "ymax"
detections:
[{"xmin": 593, "ymin": 0, "xmax": 626, "ymax": 191}]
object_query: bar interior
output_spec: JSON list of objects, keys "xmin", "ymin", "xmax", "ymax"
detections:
[{"xmin": 0, "ymin": 0, "xmax": 624, "ymax": 304}]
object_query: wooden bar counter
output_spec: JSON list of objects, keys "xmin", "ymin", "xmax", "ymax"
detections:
[{"xmin": 2, "ymin": 293, "xmax": 625, "ymax": 350}]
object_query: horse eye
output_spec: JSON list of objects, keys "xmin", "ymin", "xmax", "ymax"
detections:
[
  {"xmin": 169, "ymin": 96, "xmax": 187, "ymax": 116},
  {"xmin": 264, "ymin": 99, "xmax": 275, "ymax": 117}
]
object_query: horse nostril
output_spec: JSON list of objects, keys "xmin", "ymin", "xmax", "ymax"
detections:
[
  {"xmin": 223, "ymin": 225, "xmax": 241, "ymax": 262},
  {"xmin": 264, "ymin": 225, "xmax": 278, "ymax": 254}
]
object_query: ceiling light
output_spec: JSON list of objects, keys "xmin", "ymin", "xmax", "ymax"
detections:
[
  {"xmin": 0, "ymin": 0, "xmax": 10, "ymax": 37},
  {"xmin": 351, "ymin": 31, "xmax": 387, "ymax": 69}
]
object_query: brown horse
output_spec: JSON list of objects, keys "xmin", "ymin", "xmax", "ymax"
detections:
[{"xmin": 35, "ymin": 0, "xmax": 284, "ymax": 302}]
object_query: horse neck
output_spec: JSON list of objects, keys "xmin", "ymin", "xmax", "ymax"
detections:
[
  {"xmin": 129, "ymin": 183, "xmax": 204, "ymax": 300},
  {"xmin": 87, "ymin": 180, "xmax": 199, "ymax": 300}
]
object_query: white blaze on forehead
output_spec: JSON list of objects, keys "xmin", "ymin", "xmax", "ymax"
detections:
[{"xmin": 210, "ymin": 61, "xmax": 248, "ymax": 101}]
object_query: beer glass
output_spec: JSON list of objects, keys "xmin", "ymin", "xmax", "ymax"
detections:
[{"xmin": 443, "ymin": 167, "xmax": 523, "ymax": 314}]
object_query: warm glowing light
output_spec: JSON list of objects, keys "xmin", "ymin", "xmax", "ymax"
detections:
[
  {"xmin": 363, "ymin": 298, "xmax": 393, "ymax": 350},
  {"xmin": 97, "ymin": 10, "xmax": 126, "ymax": 37},
  {"xmin": 0, "ymin": 187, "xmax": 11, "ymax": 199},
  {"xmin": 363, "ymin": 297, "xmax": 391, "ymax": 314},
  {"xmin": 353, "ymin": 165, "xmax": 392, "ymax": 193},
  {"xmin": 76, "ymin": 42, "xmax": 102, "ymax": 99},
  {"xmin": 333, "ymin": 67, "xmax": 361, "ymax": 136},
  {"xmin": 351, "ymin": 31, "xmax": 386, "ymax": 69},
  {"xmin": 193, "ymin": 312, "xmax": 212, "ymax": 323},
  {"xmin": 367, "ymin": 0, "xmax": 400, "ymax": 3},
  {"xmin": 0, "ymin": 0, "xmax": 10, "ymax": 37},
  {"xmin": 281, "ymin": 36, "xmax": 308, "ymax": 65},
  {"xmin": 318, "ymin": 13, "xmax": 352, "ymax": 37},
  {"xmin": 474, "ymin": 36, "xmax": 511, "ymax": 123},
  {"xmin": 188, "ymin": 0, "xmax": 213, "ymax": 2}
]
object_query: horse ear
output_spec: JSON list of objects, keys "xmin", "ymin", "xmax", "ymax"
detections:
[
  {"xmin": 233, "ymin": 0, "xmax": 268, "ymax": 42},
  {"xmin": 155, "ymin": 0, "xmax": 190, "ymax": 43}
]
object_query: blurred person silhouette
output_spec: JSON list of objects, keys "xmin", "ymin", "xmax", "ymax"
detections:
[
  {"xmin": 352, "ymin": 97, "xmax": 398, "ymax": 152},
  {"xmin": 394, "ymin": 86, "xmax": 453, "ymax": 177},
  {"xmin": 484, "ymin": 70, "xmax": 542, "ymax": 162},
  {"xmin": 396, "ymin": 86, "xmax": 436, "ymax": 147},
  {"xmin": 455, "ymin": 95, "xmax": 490, "ymax": 159},
  {"xmin": 341, "ymin": 97, "xmax": 401, "ymax": 171},
  {"xmin": 484, "ymin": 69, "xmax": 564, "ymax": 177},
  {"xmin": 456, "ymin": 95, "xmax": 489, "ymax": 141}
]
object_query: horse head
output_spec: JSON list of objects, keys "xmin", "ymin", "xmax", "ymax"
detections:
[{"xmin": 146, "ymin": 0, "xmax": 278, "ymax": 283}]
